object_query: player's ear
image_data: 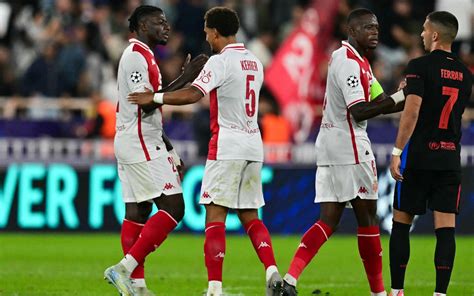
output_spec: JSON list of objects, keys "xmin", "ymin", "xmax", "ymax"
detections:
[{"xmin": 432, "ymin": 31, "xmax": 439, "ymax": 42}]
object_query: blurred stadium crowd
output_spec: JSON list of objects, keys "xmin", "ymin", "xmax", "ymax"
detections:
[{"xmin": 0, "ymin": 0, "xmax": 472, "ymax": 151}]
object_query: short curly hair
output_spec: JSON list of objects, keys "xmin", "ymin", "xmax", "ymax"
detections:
[
  {"xmin": 128, "ymin": 5, "xmax": 163, "ymax": 33},
  {"xmin": 204, "ymin": 7, "xmax": 239, "ymax": 37}
]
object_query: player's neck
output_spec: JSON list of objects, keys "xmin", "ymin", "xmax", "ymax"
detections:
[
  {"xmin": 430, "ymin": 42, "xmax": 451, "ymax": 53},
  {"xmin": 136, "ymin": 36, "xmax": 156, "ymax": 50},
  {"xmin": 215, "ymin": 36, "xmax": 238, "ymax": 53},
  {"xmin": 347, "ymin": 39, "xmax": 367, "ymax": 57}
]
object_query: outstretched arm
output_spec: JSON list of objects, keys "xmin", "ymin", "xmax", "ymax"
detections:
[
  {"xmin": 349, "ymin": 90, "xmax": 405, "ymax": 122},
  {"xmin": 128, "ymin": 85, "xmax": 204, "ymax": 107}
]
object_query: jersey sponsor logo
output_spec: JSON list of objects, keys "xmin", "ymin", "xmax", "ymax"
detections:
[
  {"xmin": 197, "ymin": 69, "xmax": 212, "ymax": 84},
  {"xmin": 258, "ymin": 241, "xmax": 270, "ymax": 249},
  {"xmin": 130, "ymin": 71, "xmax": 143, "ymax": 83},
  {"xmin": 429, "ymin": 141, "xmax": 456, "ymax": 151},
  {"xmin": 346, "ymin": 75, "xmax": 359, "ymax": 88},
  {"xmin": 358, "ymin": 186, "xmax": 368, "ymax": 194},
  {"xmin": 163, "ymin": 183, "xmax": 175, "ymax": 190},
  {"xmin": 320, "ymin": 123, "xmax": 334, "ymax": 128}
]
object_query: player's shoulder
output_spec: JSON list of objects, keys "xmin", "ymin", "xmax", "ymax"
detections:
[
  {"xmin": 121, "ymin": 45, "xmax": 147, "ymax": 65},
  {"xmin": 408, "ymin": 54, "xmax": 429, "ymax": 67},
  {"xmin": 330, "ymin": 47, "xmax": 360, "ymax": 71}
]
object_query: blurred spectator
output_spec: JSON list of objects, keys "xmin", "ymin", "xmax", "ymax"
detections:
[
  {"xmin": 247, "ymin": 29, "xmax": 274, "ymax": 68},
  {"xmin": 174, "ymin": 0, "xmax": 206, "ymax": 57},
  {"xmin": 21, "ymin": 41, "xmax": 60, "ymax": 97},
  {"xmin": 0, "ymin": 46, "xmax": 16, "ymax": 95}
]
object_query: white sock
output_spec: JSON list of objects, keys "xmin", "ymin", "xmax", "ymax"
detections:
[
  {"xmin": 265, "ymin": 265, "xmax": 279, "ymax": 282},
  {"xmin": 391, "ymin": 289, "xmax": 403, "ymax": 296},
  {"xmin": 283, "ymin": 273, "xmax": 297, "ymax": 287},
  {"xmin": 131, "ymin": 278, "xmax": 146, "ymax": 288},
  {"xmin": 207, "ymin": 281, "xmax": 222, "ymax": 295},
  {"xmin": 120, "ymin": 254, "xmax": 139, "ymax": 273},
  {"xmin": 371, "ymin": 291, "xmax": 387, "ymax": 296},
  {"xmin": 434, "ymin": 293, "xmax": 446, "ymax": 296}
]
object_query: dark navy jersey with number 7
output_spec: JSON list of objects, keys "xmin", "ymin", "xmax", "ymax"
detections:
[{"xmin": 403, "ymin": 49, "xmax": 472, "ymax": 170}]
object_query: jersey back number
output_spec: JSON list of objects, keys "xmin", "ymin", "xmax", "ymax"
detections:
[
  {"xmin": 245, "ymin": 75, "xmax": 256, "ymax": 117},
  {"xmin": 439, "ymin": 86, "xmax": 459, "ymax": 130}
]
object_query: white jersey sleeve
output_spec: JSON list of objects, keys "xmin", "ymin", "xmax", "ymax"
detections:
[
  {"xmin": 335, "ymin": 58, "xmax": 366, "ymax": 108},
  {"xmin": 191, "ymin": 56, "xmax": 226, "ymax": 95},
  {"xmin": 122, "ymin": 52, "xmax": 154, "ymax": 93}
]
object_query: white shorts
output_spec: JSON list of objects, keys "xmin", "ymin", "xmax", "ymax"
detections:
[
  {"xmin": 118, "ymin": 153, "xmax": 182, "ymax": 203},
  {"xmin": 200, "ymin": 160, "xmax": 265, "ymax": 209},
  {"xmin": 315, "ymin": 160, "xmax": 378, "ymax": 204}
]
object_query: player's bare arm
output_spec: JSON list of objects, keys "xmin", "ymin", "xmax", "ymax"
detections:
[
  {"xmin": 129, "ymin": 85, "xmax": 203, "ymax": 107},
  {"xmin": 349, "ymin": 95, "xmax": 398, "ymax": 122},
  {"xmin": 389, "ymin": 94, "xmax": 422, "ymax": 181}
]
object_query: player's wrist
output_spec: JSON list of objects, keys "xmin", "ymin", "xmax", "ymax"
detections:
[
  {"xmin": 153, "ymin": 93, "xmax": 164, "ymax": 104},
  {"xmin": 390, "ymin": 90, "xmax": 405, "ymax": 104},
  {"xmin": 392, "ymin": 147, "xmax": 403, "ymax": 156}
]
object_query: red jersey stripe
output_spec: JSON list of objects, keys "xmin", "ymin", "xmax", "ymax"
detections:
[
  {"xmin": 208, "ymin": 89, "xmax": 219, "ymax": 160},
  {"xmin": 346, "ymin": 110, "xmax": 359, "ymax": 164},
  {"xmin": 347, "ymin": 98, "xmax": 366, "ymax": 108},
  {"xmin": 137, "ymin": 106, "xmax": 151, "ymax": 161},
  {"xmin": 191, "ymin": 83, "xmax": 207, "ymax": 95}
]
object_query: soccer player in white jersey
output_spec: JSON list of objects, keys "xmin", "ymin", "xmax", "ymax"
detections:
[
  {"xmin": 103, "ymin": 6, "xmax": 207, "ymax": 296},
  {"xmin": 128, "ymin": 6, "xmax": 283, "ymax": 296},
  {"xmin": 278, "ymin": 9, "xmax": 407, "ymax": 296}
]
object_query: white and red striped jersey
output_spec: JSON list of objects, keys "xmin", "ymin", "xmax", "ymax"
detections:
[
  {"xmin": 191, "ymin": 43, "xmax": 264, "ymax": 161},
  {"xmin": 114, "ymin": 38, "xmax": 164, "ymax": 164},
  {"xmin": 315, "ymin": 41, "xmax": 376, "ymax": 165}
]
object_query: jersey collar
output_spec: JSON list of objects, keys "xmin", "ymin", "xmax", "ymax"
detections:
[
  {"xmin": 129, "ymin": 38, "xmax": 155, "ymax": 56},
  {"xmin": 341, "ymin": 41, "xmax": 364, "ymax": 62},
  {"xmin": 220, "ymin": 43, "xmax": 246, "ymax": 54}
]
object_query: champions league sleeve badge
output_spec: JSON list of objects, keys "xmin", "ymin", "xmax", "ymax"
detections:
[
  {"xmin": 130, "ymin": 71, "xmax": 143, "ymax": 83},
  {"xmin": 346, "ymin": 75, "xmax": 359, "ymax": 88}
]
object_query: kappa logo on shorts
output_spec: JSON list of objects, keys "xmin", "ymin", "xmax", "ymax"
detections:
[
  {"xmin": 163, "ymin": 183, "xmax": 175, "ymax": 190},
  {"xmin": 358, "ymin": 186, "xmax": 368, "ymax": 194},
  {"xmin": 130, "ymin": 71, "xmax": 142, "ymax": 83},
  {"xmin": 346, "ymin": 75, "xmax": 359, "ymax": 88},
  {"xmin": 202, "ymin": 191, "xmax": 211, "ymax": 199}
]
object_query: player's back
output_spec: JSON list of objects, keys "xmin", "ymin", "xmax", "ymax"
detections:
[
  {"xmin": 193, "ymin": 44, "xmax": 264, "ymax": 162},
  {"xmin": 404, "ymin": 50, "xmax": 472, "ymax": 170}
]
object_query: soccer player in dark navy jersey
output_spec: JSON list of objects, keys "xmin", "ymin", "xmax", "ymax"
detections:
[{"xmin": 388, "ymin": 11, "xmax": 472, "ymax": 296}]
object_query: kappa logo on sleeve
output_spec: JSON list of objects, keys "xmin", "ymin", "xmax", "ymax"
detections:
[
  {"xmin": 346, "ymin": 75, "xmax": 359, "ymax": 88},
  {"xmin": 130, "ymin": 71, "xmax": 142, "ymax": 83}
]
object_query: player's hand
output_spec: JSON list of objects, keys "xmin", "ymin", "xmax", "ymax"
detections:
[
  {"xmin": 397, "ymin": 79, "xmax": 407, "ymax": 91},
  {"xmin": 390, "ymin": 156, "xmax": 404, "ymax": 181},
  {"xmin": 128, "ymin": 88, "xmax": 155, "ymax": 107},
  {"xmin": 176, "ymin": 159, "xmax": 185, "ymax": 181},
  {"xmin": 181, "ymin": 54, "xmax": 191, "ymax": 72},
  {"xmin": 182, "ymin": 54, "xmax": 208, "ymax": 82}
]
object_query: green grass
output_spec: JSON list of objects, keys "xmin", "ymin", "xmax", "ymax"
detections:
[{"xmin": 0, "ymin": 234, "xmax": 473, "ymax": 295}]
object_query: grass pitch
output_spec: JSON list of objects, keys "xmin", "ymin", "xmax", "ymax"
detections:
[{"xmin": 0, "ymin": 233, "xmax": 473, "ymax": 295}]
